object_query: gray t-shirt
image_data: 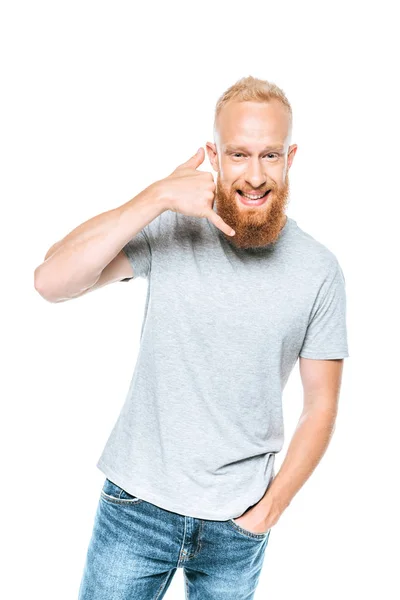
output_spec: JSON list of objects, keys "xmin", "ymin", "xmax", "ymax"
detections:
[{"xmin": 96, "ymin": 210, "xmax": 349, "ymax": 520}]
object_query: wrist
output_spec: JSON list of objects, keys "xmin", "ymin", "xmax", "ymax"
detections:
[
  {"xmin": 266, "ymin": 482, "xmax": 292, "ymax": 512},
  {"xmin": 150, "ymin": 179, "xmax": 171, "ymax": 212}
]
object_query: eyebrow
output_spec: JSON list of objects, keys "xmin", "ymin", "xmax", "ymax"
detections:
[{"xmin": 224, "ymin": 144, "xmax": 284, "ymax": 153}]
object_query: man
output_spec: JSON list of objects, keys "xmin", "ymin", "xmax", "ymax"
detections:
[{"xmin": 34, "ymin": 75, "xmax": 349, "ymax": 599}]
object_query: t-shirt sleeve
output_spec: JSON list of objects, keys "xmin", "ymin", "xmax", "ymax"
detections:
[
  {"xmin": 119, "ymin": 225, "xmax": 152, "ymax": 281},
  {"xmin": 299, "ymin": 261, "xmax": 349, "ymax": 359}
]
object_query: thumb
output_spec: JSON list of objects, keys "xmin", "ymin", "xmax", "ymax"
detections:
[{"xmin": 176, "ymin": 147, "xmax": 205, "ymax": 171}]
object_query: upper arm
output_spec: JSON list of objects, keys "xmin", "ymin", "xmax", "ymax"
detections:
[
  {"xmin": 49, "ymin": 251, "xmax": 134, "ymax": 302},
  {"xmin": 299, "ymin": 357, "xmax": 344, "ymax": 412},
  {"xmin": 39, "ymin": 227, "xmax": 151, "ymax": 302},
  {"xmin": 72, "ymin": 250, "xmax": 135, "ymax": 299},
  {"xmin": 42, "ymin": 212, "xmax": 156, "ymax": 301}
]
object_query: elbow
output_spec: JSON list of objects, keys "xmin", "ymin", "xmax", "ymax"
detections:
[{"xmin": 34, "ymin": 266, "xmax": 62, "ymax": 303}]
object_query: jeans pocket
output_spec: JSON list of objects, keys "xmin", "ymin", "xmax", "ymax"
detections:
[
  {"xmin": 100, "ymin": 478, "xmax": 144, "ymax": 505},
  {"xmin": 228, "ymin": 518, "xmax": 271, "ymax": 540}
]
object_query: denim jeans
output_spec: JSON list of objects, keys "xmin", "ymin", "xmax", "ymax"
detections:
[{"xmin": 78, "ymin": 478, "xmax": 271, "ymax": 599}]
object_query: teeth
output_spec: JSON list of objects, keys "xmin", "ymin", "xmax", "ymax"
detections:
[{"xmin": 242, "ymin": 192, "xmax": 266, "ymax": 200}]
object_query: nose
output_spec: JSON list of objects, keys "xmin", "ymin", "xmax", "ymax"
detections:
[{"xmin": 244, "ymin": 159, "xmax": 267, "ymax": 189}]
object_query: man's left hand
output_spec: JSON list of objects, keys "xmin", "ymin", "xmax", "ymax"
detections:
[{"xmin": 232, "ymin": 492, "xmax": 284, "ymax": 534}]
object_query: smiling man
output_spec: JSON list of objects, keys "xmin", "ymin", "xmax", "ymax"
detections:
[
  {"xmin": 35, "ymin": 75, "xmax": 349, "ymax": 600},
  {"xmin": 210, "ymin": 97, "xmax": 293, "ymax": 248}
]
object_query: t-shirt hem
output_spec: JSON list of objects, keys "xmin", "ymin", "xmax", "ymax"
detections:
[
  {"xmin": 96, "ymin": 459, "xmax": 266, "ymax": 522},
  {"xmin": 299, "ymin": 350, "xmax": 349, "ymax": 359}
]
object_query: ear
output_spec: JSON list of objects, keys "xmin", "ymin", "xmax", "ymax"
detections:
[
  {"xmin": 206, "ymin": 142, "xmax": 219, "ymax": 173},
  {"xmin": 287, "ymin": 144, "xmax": 298, "ymax": 169}
]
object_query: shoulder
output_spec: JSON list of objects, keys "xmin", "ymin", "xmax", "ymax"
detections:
[{"xmin": 288, "ymin": 218, "xmax": 342, "ymax": 278}]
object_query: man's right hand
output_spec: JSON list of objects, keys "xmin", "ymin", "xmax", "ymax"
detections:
[{"xmin": 156, "ymin": 147, "xmax": 235, "ymax": 237}]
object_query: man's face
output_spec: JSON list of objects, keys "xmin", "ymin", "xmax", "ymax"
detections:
[{"xmin": 207, "ymin": 100, "xmax": 297, "ymax": 249}]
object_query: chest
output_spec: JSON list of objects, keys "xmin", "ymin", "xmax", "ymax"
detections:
[{"xmin": 152, "ymin": 245, "xmax": 316, "ymax": 353}]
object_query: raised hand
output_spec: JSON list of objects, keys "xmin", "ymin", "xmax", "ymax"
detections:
[{"xmin": 158, "ymin": 147, "xmax": 235, "ymax": 237}]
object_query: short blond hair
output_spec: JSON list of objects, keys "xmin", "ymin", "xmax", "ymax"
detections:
[{"xmin": 214, "ymin": 75, "xmax": 292, "ymax": 137}]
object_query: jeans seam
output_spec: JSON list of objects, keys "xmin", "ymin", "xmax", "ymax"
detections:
[
  {"xmin": 154, "ymin": 569, "xmax": 174, "ymax": 600},
  {"xmin": 184, "ymin": 569, "xmax": 190, "ymax": 600}
]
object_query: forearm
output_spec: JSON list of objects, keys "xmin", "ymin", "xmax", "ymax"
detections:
[
  {"xmin": 34, "ymin": 181, "xmax": 167, "ymax": 301},
  {"xmin": 261, "ymin": 405, "xmax": 337, "ymax": 512}
]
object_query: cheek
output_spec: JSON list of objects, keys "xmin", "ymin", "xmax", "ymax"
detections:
[
  {"xmin": 222, "ymin": 167, "xmax": 245, "ymax": 187},
  {"xmin": 268, "ymin": 165, "xmax": 284, "ymax": 182}
]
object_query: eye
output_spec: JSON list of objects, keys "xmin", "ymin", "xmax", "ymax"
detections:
[
  {"xmin": 233, "ymin": 152, "xmax": 244, "ymax": 158},
  {"xmin": 264, "ymin": 153, "xmax": 280, "ymax": 160}
]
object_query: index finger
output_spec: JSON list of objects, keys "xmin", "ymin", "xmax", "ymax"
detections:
[{"xmin": 205, "ymin": 208, "xmax": 235, "ymax": 237}]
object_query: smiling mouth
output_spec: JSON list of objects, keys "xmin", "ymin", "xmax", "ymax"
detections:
[
  {"xmin": 237, "ymin": 189, "xmax": 271, "ymax": 200},
  {"xmin": 236, "ymin": 189, "xmax": 272, "ymax": 206}
]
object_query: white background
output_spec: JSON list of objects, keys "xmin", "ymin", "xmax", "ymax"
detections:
[{"xmin": 2, "ymin": 1, "xmax": 399, "ymax": 598}]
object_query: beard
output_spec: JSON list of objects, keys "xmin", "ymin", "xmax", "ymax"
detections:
[{"xmin": 214, "ymin": 172, "xmax": 291, "ymax": 249}]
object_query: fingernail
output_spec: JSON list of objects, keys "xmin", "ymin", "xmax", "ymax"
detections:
[{"xmin": 230, "ymin": 230, "xmax": 235, "ymax": 236}]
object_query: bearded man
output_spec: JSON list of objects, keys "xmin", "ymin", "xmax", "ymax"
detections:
[{"xmin": 35, "ymin": 75, "xmax": 349, "ymax": 600}]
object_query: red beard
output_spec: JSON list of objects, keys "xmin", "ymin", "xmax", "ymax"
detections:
[{"xmin": 214, "ymin": 172, "xmax": 290, "ymax": 248}]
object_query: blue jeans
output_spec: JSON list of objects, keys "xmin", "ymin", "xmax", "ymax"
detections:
[{"xmin": 78, "ymin": 478, "xmax": 272, "ymax": 599}]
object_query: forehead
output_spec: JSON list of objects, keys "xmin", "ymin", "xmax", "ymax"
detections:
[{"xmin": 216, "ymin": 100, "xmax": 289, "ymax": 148}]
